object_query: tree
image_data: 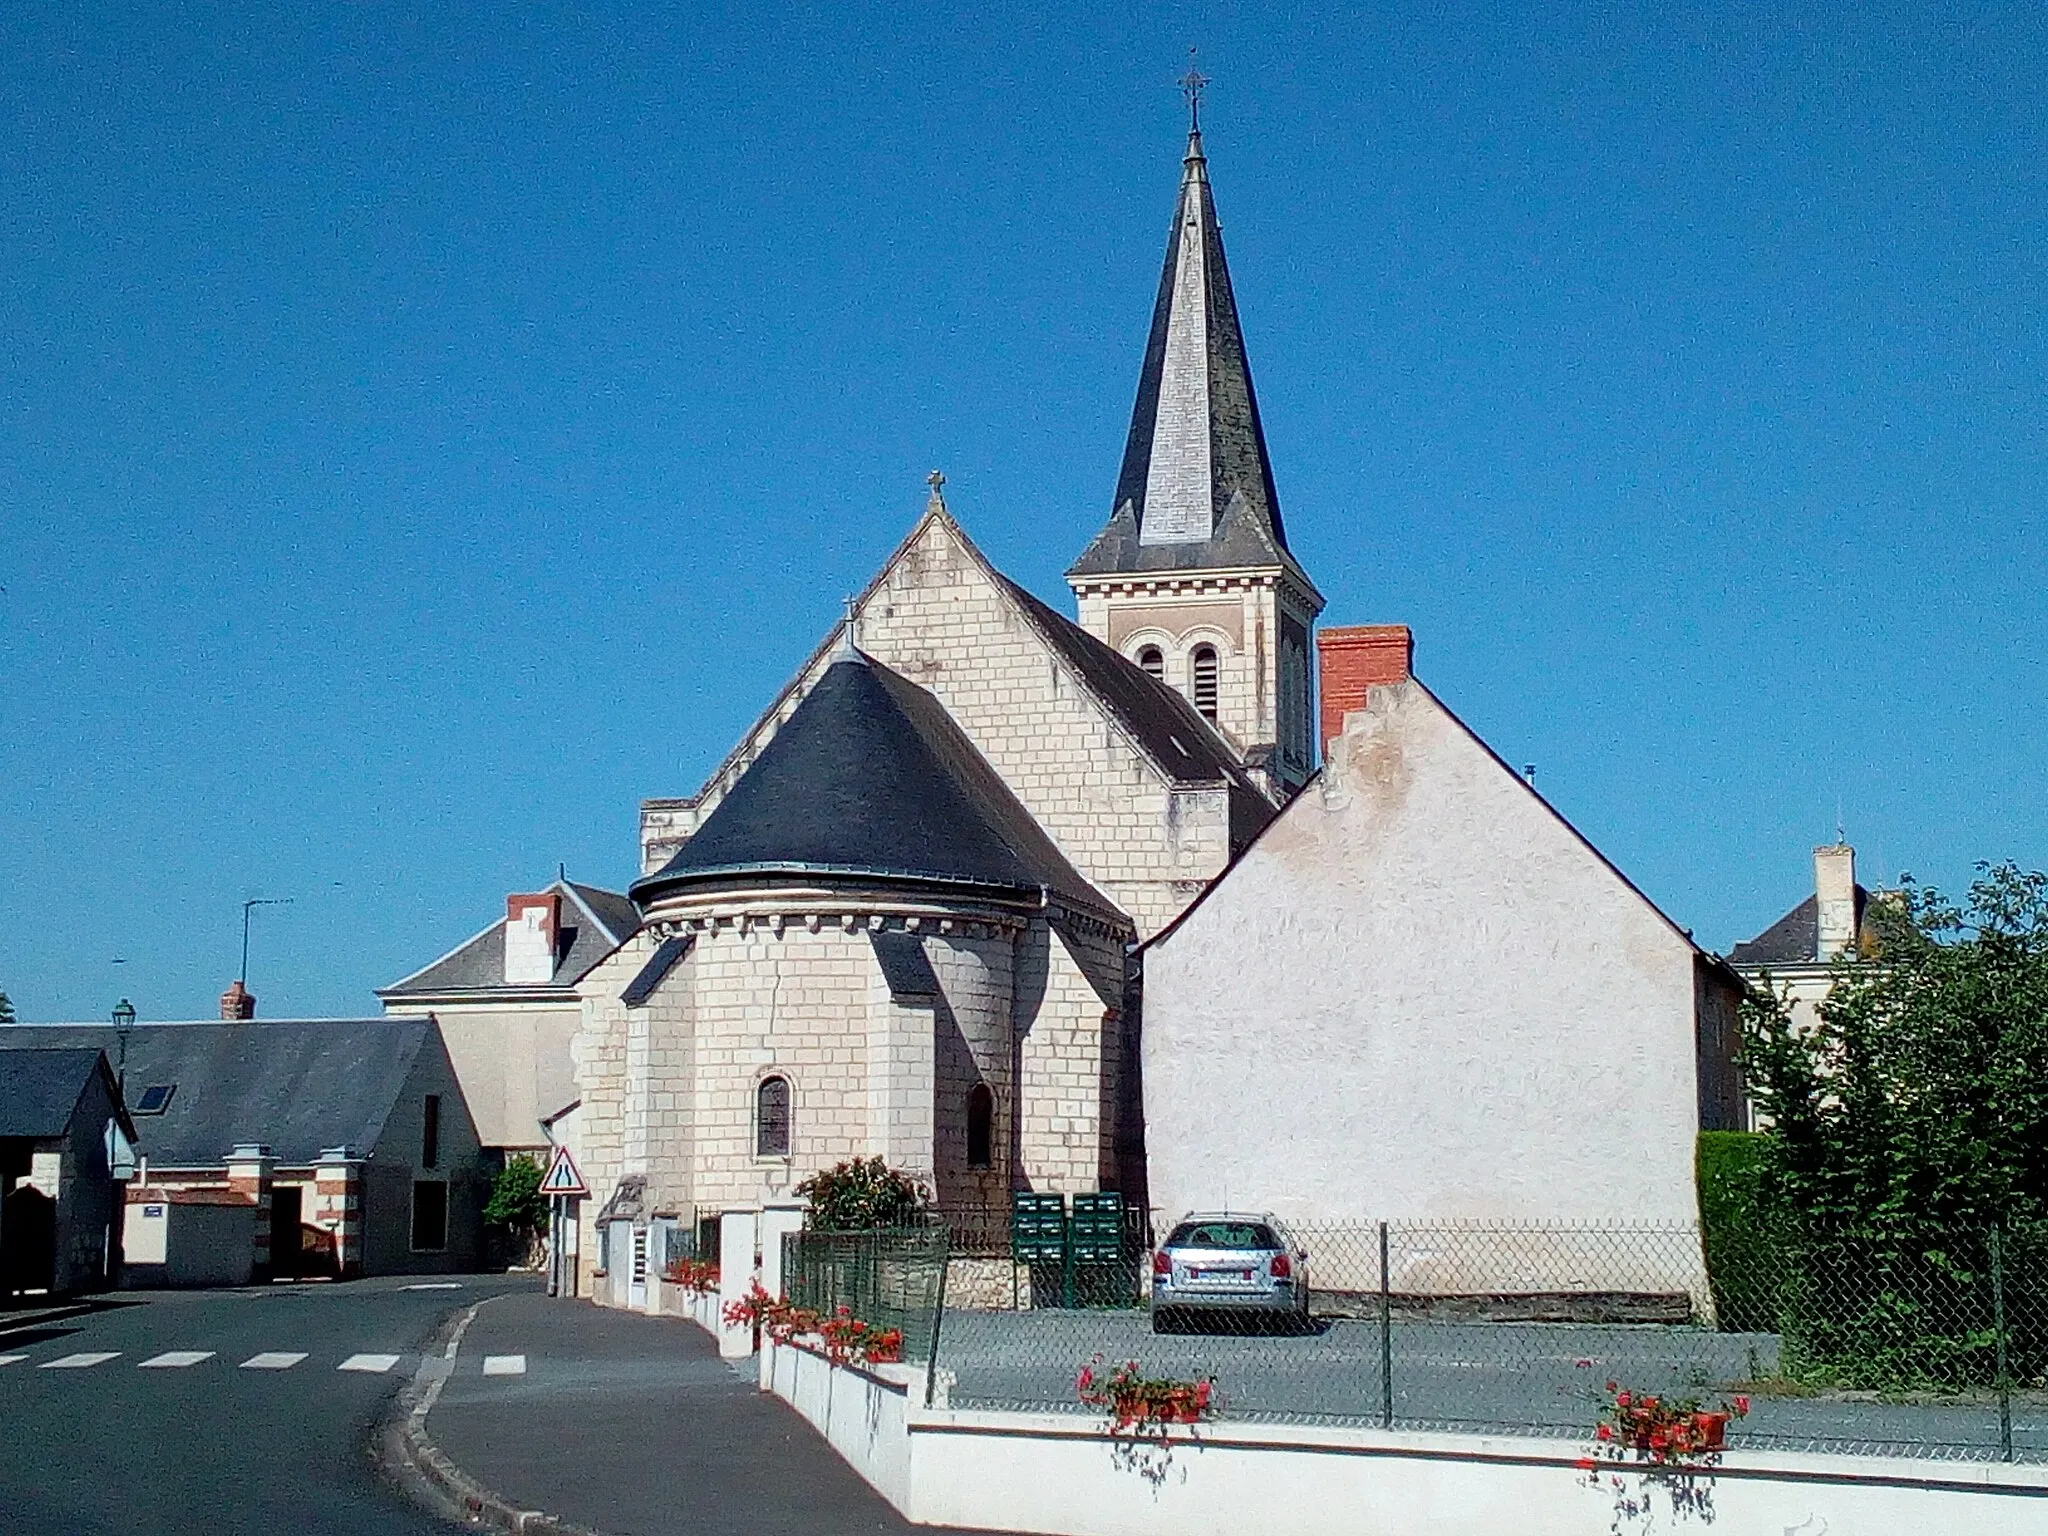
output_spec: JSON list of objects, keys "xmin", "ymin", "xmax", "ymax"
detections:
[
  {"xmin": 1741, "ymin": 861, "xmax": 2048, "ymax": 1386},
  {"xmin": 483, "ymin": 1155, "xmax": 549, "ymax": 1266},
  {"xmin": 0, "ymin": 991, "xmax": 13, "ymax": 1024},
  {"xmin": 796, "ymin": 1157, "xmax": 930, "ymax": 1231}
]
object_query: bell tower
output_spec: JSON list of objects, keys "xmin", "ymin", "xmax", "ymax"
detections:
[{"xmin": 1066, "ymin": 109, "xmax": 1323, "ymax": 797}]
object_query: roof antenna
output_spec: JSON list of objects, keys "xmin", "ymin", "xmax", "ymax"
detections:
[{"xmin": 558, "ymin": 861, "xmax": 567, "ymax": 884}]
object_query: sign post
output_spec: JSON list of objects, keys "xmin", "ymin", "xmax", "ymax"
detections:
[{"xmin": 539, "ymin": 1145, "xmax": 588, "ymax": 1299}]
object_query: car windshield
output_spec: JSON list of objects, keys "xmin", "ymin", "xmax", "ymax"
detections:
[{"xmin": 1166, "ymin": 1222, "xmax": 1278, "ymax": 1251}]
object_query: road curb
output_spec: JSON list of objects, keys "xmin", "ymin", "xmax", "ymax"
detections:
[{"xmin": 375, "ymin": 1296, "xmax": 606, "ymax": 1536}]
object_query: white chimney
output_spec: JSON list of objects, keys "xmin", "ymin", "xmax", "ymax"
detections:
[
  {"xmin": 504, "ymin": 891, "xmax": 562, "ymax": 985},
  {"xmin": 1814, "ymin": 844, "xmax": 1857, "ymax": 960}
]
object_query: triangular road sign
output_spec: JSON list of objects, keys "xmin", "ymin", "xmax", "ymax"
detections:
[{"xmin": 539, "ymin": 1143, "xmax": 588, "ymax": 1197}]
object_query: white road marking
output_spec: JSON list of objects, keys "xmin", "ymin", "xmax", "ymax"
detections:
[
  {"xmin": 481, "ymin": 1354, "xmax": 526, "ymax": 1376},
  {"xmin": 338, "ymin": 1353, "xmax": 401, "ymax": 1373},
  {"xmin": 239, "ymin": 1352, "xmax": 308, "ymax": 1370},
  {"xmin": 404, "ymin": 1282, "xmax": 463, "ymax": 1291},
  {"xmin": 41, "ymin": 1352, "xmax": 120, "ymax": 1369},
  {"xmin": 0, "ymin": 1355, "xmax": 27, "ymax": 1367},
  {"xmin": 139, "ymin": 1351, "xmax": 214, "ymax": 1369}
]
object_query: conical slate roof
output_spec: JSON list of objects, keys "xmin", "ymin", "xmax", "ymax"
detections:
[
  {"xmin": 632, "ymin": 653, "xmax": 1092, "ymax": 908},
  {"xmin": 1070, "ymin": 129, "xmax": 1302, "ymax": 582}
]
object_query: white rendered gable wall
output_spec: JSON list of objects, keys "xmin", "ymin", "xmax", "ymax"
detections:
[{"xmin": 1143, "ymin": 679, "xmax": 1708, "ymax": 1285}]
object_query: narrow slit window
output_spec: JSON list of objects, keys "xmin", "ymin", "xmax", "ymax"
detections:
[
  {"xmin": 756, "ymin": 1075, "xmax": 791, "ymax": 1158},
  {"xmin": 1137, "ymin": 646, "xmax": 1164, "ymax": 683},
  {"xmin": 1191, "ymin": 646, "xmax": 1219, "ymax": 721},
  {"xmin": 421, "ymin": 1094, "xmax": 441, "ymax": 1169},
  {"xmin": 967, "ymin": 1085, "xmax": 994, "ymax": 1169}
]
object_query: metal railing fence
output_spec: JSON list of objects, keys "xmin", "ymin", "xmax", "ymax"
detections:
[{"xmin": 780, "ymin": 1227, "xmax": 950, "ymax": 1364}]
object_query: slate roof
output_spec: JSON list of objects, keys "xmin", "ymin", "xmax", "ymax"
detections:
[
  {"xmin": 0, "ymin": 1048, "xmax": 114, "ymax": 1139},
  {"xmin": 1729, "ymin": 888, "xmax": 1872, "ymax": 968},
  {"xmin": 381, "ymin": 880, "xmax": 638, "ymax": 997},
  {"xmin": 633, "ymin": 653, "xmax": 1108, "ymax": 913},
  {"xmin": 1068, "ymin": 130, "xmax": 1314, "ymax": 596},
  {"xmin": 998, "ymin": 577, "xmax": 1260, "ymax": 793},
  {"xmin": 0, "ymin": 1019, "xmax": 433, "ymax": 1167}
]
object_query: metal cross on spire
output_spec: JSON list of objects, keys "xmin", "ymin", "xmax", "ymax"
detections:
[{"xmin": 1180, "ymin": 48, "xmax": 1208, "ymax": 132}]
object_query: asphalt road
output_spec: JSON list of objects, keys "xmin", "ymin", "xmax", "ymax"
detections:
[{"xmin": 0, "ymin": 1275, "xmax": 533, "ymax": 1536}]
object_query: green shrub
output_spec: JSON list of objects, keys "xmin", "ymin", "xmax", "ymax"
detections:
[
  {"xmin": 1697, "ymin": 1130, "xmax": 1782, "ymax": 1333},
  {"xmin": 484, "ymin": 1155, "xmax": 548, "ymax": 1262},
  {"xmin": 796, "ymin": 1156, "xmax": 930, "ymax": 1232}
]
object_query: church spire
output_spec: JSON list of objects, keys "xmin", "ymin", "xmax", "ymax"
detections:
[{"xmin": 1068, "ymin": 102, "xmax": 1293, "ymax": 578}]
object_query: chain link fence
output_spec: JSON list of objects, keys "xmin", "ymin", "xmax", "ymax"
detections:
[{"xmin": 904, "ymin": 1214, "xmax": 2048, "ymax": 1463}]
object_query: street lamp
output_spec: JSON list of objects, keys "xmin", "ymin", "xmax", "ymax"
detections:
[{"xmin": 112, "ymin": 997, "xmax": 136, "ymax": 1089}]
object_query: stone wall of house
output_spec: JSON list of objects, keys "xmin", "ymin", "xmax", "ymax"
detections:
[{"xmin": 385, "ymin": 1002, "xmax": 578, "ymax": 1152}]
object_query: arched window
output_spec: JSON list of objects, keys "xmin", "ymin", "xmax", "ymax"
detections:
[
  {"xmin": 1137, "ymin": 646, "xmax": 1165, "ymax": 683},
  {"xmin": 756, "ymin": 1075, "xmax": 791, "ymax": 1158},
  {"xmin": 966, "ymin": 1084, "xmax": 994, "ymax": 1169},
  {"xmin": 1191, "ymin": 645, "xmax": 1219, "ymax": 721}
]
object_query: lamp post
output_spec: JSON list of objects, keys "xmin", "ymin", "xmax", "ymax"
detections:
[{"xmin": 112, "ymin": 997, "xmax": 136, "ymax": 1089}]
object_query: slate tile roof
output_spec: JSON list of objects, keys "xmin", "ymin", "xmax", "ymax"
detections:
[
  {"xmin": 1728, "ymin": 887, "xmax": 1872, "ymax": 967},
  {"xmin": 0, "ymin": 1019, "xmax": 433, "ymax": 1167},
  {"xmin": 633, "ymin": 654, "xmax": 1111, "ymax": 915},
  {"xmin": 381, "ymin": 880, "xmax": 637, "ymax": 997},
  {"xmin": 1067, "ymin": 129, "xmax": 1313, "ymax": 598},
  {"xmin": 0, "ymin": 1047, "xmax": 114, "ymax": 1138}
]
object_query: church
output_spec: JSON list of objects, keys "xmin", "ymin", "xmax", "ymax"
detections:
[
  {"xmin": 568, "ymin": 117, "xmax": 1319, "ymax": 1253},
  {"xmin": 395, "ymin": 112, "xmax": 1745, "ymax": 1300}
]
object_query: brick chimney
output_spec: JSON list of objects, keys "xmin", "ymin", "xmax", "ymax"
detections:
[
  {"xmin": 504, "ymin": 891, "xmax": 563, "ymax": 985},
  {"xmin": 1814, "ymin": 843, "xmax": 1858, "ymax": 960},
  {"xmin": 1316, "ymin": 625, "xmax": 1414, "ymax": 755},
  {"xmin": 220, "ymin": 979, "xmax": 256, "ymax": 1021}
]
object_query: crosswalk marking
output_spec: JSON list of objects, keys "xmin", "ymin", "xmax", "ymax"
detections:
[
  {"xmin": 239, "ymin": 1352, "xmax": 308, "ymax": 1370},
  {"xmin": 338, "ymin": 1353, "xmax": 401, "ymax": 1373},
  {"xmin": 481, "ymin": 1354, "xmax": 526, "ymax": 1376},
  {"xmin": 403, "ymin": 1282, "xmax": 463, "ymax": 1291},
  {"xmin": 41, "ymin": 1352, "xmax": 120, "ymax": 1369},
  {"xmin": 0, "ymin": 1355, "xmax": 26, "ymax": 1367},
  {"xmin": 139, "ymin": 1351, "xmax": 214, "ymax": 1369}
]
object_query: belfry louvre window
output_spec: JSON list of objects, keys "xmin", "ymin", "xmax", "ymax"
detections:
[
  {"xmin": 756, "ymin": 1075, "xmax": 791, "ymax": 1158},
  {"xmin": 967, "ymin": 1084, "xmax": 994, "ymax": 1169},
  {"xmin": 1137, "ymin": 646, "xmax": 1165, "ymax": 683},
  {"xmin": 1191, "ymin": 646, "xmax": 1219, "ymax": 721}
]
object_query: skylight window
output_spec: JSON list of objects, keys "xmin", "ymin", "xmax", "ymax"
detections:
[{"xmin": 131, "ymin": 1084, "xmax": 176, "ymax": 1116}]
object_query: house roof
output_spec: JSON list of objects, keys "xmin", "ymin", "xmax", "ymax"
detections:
[
  {"xmin": 1067, "ymin": 130, "xmax": 1314, "ymax": 600},
  {"xmin": 0, "ymin": 1019, "xmax": 433, "ymax": 1167},
  {"xmin": 1729, "ymin": 888, "xmax": 1872, "ymax": 968},
  {"xmin": 381, "ymin": 880, "xmax": 637, "ymax": 997},
  {"xmin": 0, "ymin": 1048, "xmax": 115, "ymax": 1139},
  {"xmin": 633, "ymin": 653, "xmax": 1103, "ymax": 911}
]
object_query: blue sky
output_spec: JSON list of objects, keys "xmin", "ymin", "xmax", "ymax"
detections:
[{"xmin": 3, "ymin": 2, "xmax": 2044, "ymax": 1021}]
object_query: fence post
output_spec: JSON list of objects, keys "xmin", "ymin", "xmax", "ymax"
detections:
[
  {"xmin": 1379, "ymin": 1220, "xmax": 1393, "ymax": 1430},
  {"xmin": 1991, "ymin": 1225, "xmax": 2013, "ymax": 1463},
  {"xmin": 924, "ymin": 1235, "xmax": 951, "ymax": 1408}
]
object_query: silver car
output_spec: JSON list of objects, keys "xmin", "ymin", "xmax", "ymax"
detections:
[{"xmin": 1150, "ymin": 1212, "xmax": 1310, "ymax": 1333}]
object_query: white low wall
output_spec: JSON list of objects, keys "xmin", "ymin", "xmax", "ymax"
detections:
[{"xmin": 761, "ymin": 1336, "xmax": 2048, "ymax": 1536}]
